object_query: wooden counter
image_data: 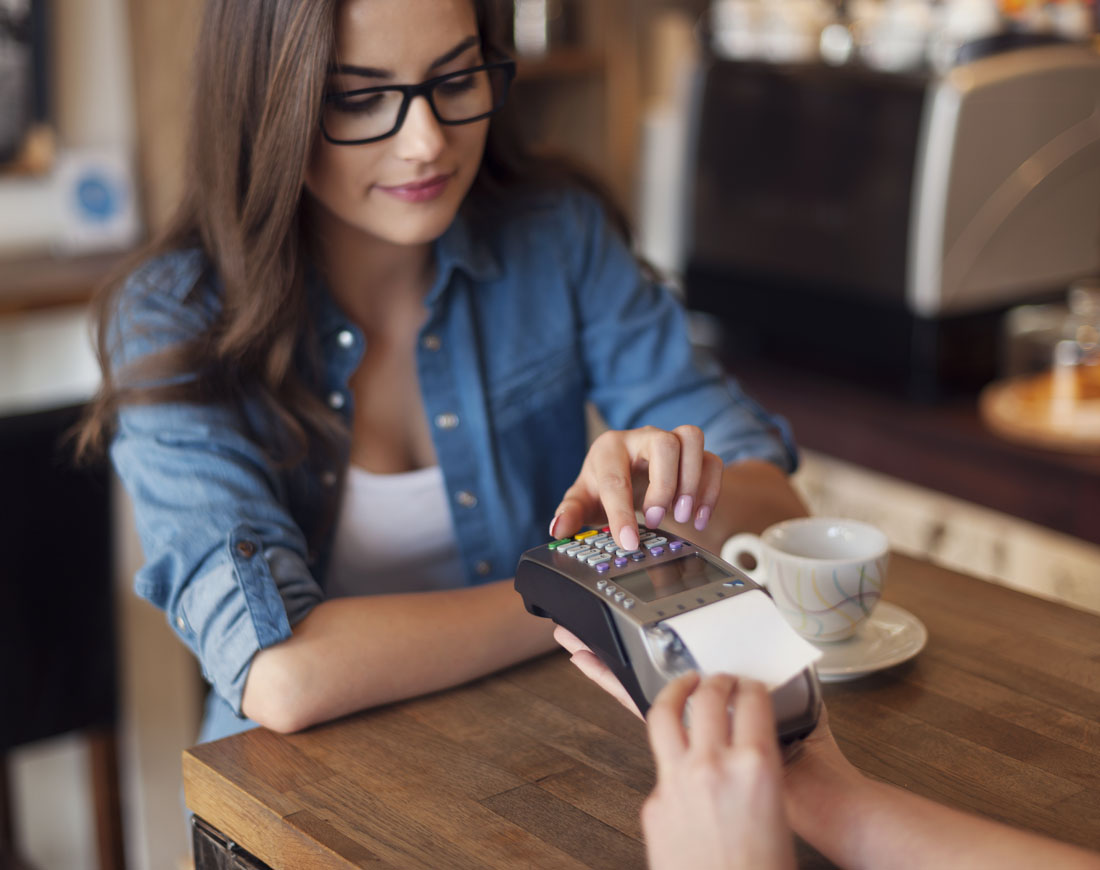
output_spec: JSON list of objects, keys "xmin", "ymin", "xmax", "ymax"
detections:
[
  {"xmin": 0, "ymin": 251, "xmax": 130, "ymax": 316},
  {"xmin": 183, "ymin": 554, "xmax": 1100, "ymax": 869},
  {"xmin": 731, "ymin": 359, "xmax": 1100, "ymax": 547}
]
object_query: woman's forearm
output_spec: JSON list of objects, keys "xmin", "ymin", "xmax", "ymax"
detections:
[
  {"xmin": 242, "ymin": 579, "xmax": 556, "ymax": 732},
  {"xmin": 788, "ymin": 750, "xmax": 1100, "ymax": 870}
]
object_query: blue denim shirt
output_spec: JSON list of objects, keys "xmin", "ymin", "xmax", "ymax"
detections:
[{"xmin": 108, "ymin": 190, "xmax": 798, "ymax": 743}]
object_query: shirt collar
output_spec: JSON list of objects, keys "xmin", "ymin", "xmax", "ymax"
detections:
[{"xmin": 428, "ymin": 206, "xmax": 502, "ymax": 306}]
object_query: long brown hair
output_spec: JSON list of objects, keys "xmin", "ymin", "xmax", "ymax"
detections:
[{"xmin": 75, "ymin": 0, "xmax": 629, "ymax": 466}]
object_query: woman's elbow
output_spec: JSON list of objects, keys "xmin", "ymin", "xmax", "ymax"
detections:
[{"xmin": 241, "ymin": 646, "xmax": 322, "ymax": 734}]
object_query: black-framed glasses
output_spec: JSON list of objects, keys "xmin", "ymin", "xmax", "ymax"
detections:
[{"xmin": 321, "ymin": 59, "xmax": 516, "ymax": 146}]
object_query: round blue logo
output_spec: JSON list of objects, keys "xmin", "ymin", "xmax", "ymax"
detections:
[{"xmin": 75, "ymin": 173, "xmax": 120, "ymax": 223}]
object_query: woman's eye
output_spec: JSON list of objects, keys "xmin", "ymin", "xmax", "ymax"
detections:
[
  {"xmin": 436, "ymin": 75, "xmax": 476, "ymax": 96},
  {"xmin": 330, "ymin": 93, "xmax": 387, "ymax": 115}
]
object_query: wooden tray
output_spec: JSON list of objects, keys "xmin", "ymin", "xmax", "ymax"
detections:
[{"xmin": 979, "ymin": 364, "xmax": 1100, "ymax": 453}]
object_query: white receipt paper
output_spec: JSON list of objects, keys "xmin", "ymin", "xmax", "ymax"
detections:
[{"xmin": 661, "ymin": 589, "xmax": 823, "ymax": 689}]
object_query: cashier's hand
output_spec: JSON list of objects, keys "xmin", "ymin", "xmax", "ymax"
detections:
[
  {"xmin": 550, "ymin": 426, "xmax": 723, "ymax": 551},
  {"xmin": 555, "ymin": 625, "xmax": 644, "ymax": 718},
  {"xmin": 557, "ymin": 627, "xmax": 795, "ymax": 868},
  {"xmin": 643, "ymin": 673, "xmax": 796, "ymax": 870}
]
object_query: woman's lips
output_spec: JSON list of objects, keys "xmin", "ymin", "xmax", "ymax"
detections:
[{"xmin": 376, "ymin": 173, "xmax": 453, "ymax": 203}]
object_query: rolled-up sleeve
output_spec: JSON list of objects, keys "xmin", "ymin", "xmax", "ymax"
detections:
[
  {"xmin": 108, "ymin": 256, "xmax": 324, "ymax": 716},
  {"xmin": 564, "ymin": 193, "xmax": 799, "ymax": 472}
]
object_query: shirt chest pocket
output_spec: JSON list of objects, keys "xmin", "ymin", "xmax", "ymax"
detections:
[{"xmin": 486, "ymin": 344, "xmax": 584, "ymax": 431}]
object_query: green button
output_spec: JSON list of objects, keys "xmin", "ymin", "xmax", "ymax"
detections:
[{"xmin": 548, "ymin": 538, "xmax": 572, "ymax": 550}]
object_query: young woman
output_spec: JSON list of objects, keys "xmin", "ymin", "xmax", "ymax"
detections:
[{"xmin": 78, "ymin": 0, "xmax": 807, "ymax": 744}]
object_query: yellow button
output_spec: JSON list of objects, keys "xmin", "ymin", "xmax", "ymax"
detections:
[{"xmin": 574, "ymin": 530, "xmax": 598, "ymax": 541}]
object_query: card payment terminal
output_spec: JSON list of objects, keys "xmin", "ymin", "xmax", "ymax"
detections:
[{"xmin": 515, "ymin": 527, "xmax": 821, "ymax": 743}]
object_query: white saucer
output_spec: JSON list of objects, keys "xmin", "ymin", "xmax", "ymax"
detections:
[{"xmin": 812, "ymin": 602, "xmax": 927, "ymax": 682}]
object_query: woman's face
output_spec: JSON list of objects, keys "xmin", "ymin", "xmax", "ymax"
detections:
[{"xmin": 305, "ymin": 0, "xmax": 488, "ymax": 247}]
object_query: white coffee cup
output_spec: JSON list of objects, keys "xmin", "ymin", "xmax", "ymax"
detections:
[{"xmin": 721, "ymin": 517, "xmax": 889, "ymax": 642}]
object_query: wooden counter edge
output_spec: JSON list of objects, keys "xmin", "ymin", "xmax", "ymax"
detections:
[{"xmin": 183, "ymin": 746, "xmax": 361, "ymax": 870}]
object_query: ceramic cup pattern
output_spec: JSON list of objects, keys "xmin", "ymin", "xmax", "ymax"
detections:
[{"xmin": 721, "ymin": 517, "xmax": 890, "ymax": 642}]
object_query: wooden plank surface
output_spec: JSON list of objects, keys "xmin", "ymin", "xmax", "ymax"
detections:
[{"xmin": 184, "ymin": 554, "xmax": 1100, "ymax": 869}]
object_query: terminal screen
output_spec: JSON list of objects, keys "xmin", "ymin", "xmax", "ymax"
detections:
[{"xmin": 614, "ymin": 553, "xmax": 732, "ymax": 603}]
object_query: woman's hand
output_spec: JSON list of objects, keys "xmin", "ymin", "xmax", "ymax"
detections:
[
  {"xmin": 642, "ymin": 673, "xmax": 797, "ymax": 870},
  {"xmin": 550, "ymin": 425, "xmax": 723, "ymax": 551}
]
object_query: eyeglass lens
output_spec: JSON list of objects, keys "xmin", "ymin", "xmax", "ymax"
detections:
[{"xmin": 323, "ymin": 66, "xmax": 509, "ymax": 144}]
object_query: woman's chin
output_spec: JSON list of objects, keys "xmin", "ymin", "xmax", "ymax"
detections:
[{"xmin": 357, "ymin": 198, "xmax": 462, "ymax": 246}]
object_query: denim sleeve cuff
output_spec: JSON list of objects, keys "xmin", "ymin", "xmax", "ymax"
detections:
[
  {"xmin": 711, "ymin": 378, "xmax": 800, "ymax": 474},
  {"xmin": 174, "ymin": 526, "xmax": 323, "ymax": 718}
]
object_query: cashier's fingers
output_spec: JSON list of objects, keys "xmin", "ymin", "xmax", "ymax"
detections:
[
  {"xmin": 730, "ymin": 679, "xmax": 783, "ymax": 767},
  {"xmin": 686, "ymin": 673, "xmax": 739, "ymax": 751},
  {"xmin": 568, "ymin": 649, "xmax": 645, "ymax": 719},
  {"xmin": 555, "ymin": 628, "xmax": 645, "ymax": 718},
  {"xmin": 554, "ymin": 627, "xmax": 639, "ymax": 715},
  {"xmin": 552, "ymin": 625, "xmax": 588, "ymax": 656},
  {"xmin": 647, "ymin": 672, "xmax": 703, "ymax": 771}
]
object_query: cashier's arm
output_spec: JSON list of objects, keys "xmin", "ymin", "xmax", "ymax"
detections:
[{"xmin": 243, "ymin": 580, "xmax": 556, "ymax": 733}]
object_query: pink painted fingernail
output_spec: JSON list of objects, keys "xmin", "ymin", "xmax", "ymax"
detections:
[
  {"xmin": 549, "ymin": 514, "xmax": 562, "ymax": 538},
  {"xmin": 674, "ymin": 494, "xmax": 693, "ymax": 524},
  {"xmin": 694, "ymin": 505, "xmax": 711, "ymax": 531},
  {"xmin": 619, "ymin": 525, "xmax": 640, "ymax": 551},
  {"xmin": 644, "ymin": 506, "xmax": 665, "ymax": 529}
]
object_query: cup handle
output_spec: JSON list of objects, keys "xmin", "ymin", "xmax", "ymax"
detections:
[{"xmin": 720, "ymin": 533, "xmax": 767, "ymax": 588}]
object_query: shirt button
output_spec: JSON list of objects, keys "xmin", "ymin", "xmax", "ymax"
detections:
[
  {"xmin": 336, "ymin": 329, "xmax": 355, "ymax": 349},
  {"xmin": 321, "ymin": 470, "xmax": 338, "ymax": 487},
  {"xmin": 175, "ymin": 615, "xmax": 186, "ymax": 631},
  {"xmin": 475, "ymin": 560, "xmax": 492, "ymax": 576},
  {"xmin": 328, "ymin": 391, "xmax": 346, "ymax": 410},
  {"xmin": 422, "ymin": 334, "xmax": 442, "ymax": 351},
  {"xmin": 455, "ymin": 490, "xmax": 478, "ymax": 509},
  {"xmin": 434, "ymin": 412, "xmax": 460, "ymax": 430},
  {"xmin": 236, "ymin": 540, "xmax": 257, "ymax": 558}
]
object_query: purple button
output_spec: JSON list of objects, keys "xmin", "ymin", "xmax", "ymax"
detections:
[
  {"xmin": 649, "ymin": 546, "xmax": 665, "ymax": 556},
  {"xmin": 669, "ymin": 540, "xmax": 683, "ymax": 551},
  {"xmin": 631, "ymin": 551, "xmax": 646, "ymax": 561},
  {"xmin": 614, "ymin": 556, "xmax": 628, "ymax": 567},
  {"xmin": 596, "ymin": 562, "xmax": 610, "ymax": 572}
]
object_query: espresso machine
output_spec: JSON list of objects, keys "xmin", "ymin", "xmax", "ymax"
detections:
[{"xmin": 684, "ymin": 41, "xmax": 1100, "ymax": 397}]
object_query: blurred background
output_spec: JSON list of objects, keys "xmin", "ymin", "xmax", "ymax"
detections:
[{"xmin": 1, "ymin": 1, "xmax": 1098, "ymax": 868}]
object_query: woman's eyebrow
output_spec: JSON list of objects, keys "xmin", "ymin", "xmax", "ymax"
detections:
[
  {"xmin": 331, "ymin": 35, "xmax": 481, "ymax": 80},
  {"xmin": 428, "ymin": 35, "xmax": 480, "ymax": 70}
]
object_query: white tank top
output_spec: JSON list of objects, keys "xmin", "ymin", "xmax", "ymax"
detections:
[{"xmin": 325, "ymin": 464, "xmax": 465, "ymax": 598}]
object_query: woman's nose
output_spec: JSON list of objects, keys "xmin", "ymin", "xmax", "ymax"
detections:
[{"xmin": 393, "ymin": 95, "xmax": 446, "ymax": 163}]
